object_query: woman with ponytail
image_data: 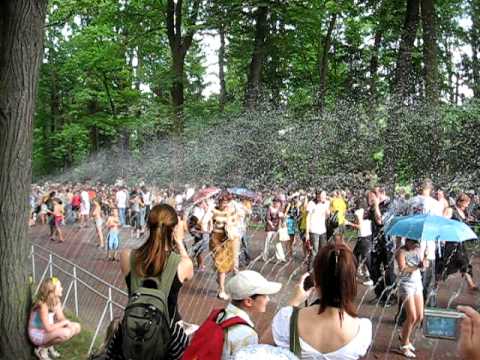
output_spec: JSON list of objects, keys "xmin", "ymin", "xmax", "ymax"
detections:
[
  {"xmin": 266, "ymin": 243, "xmax": 372, "ymax": 359},
  {"xmin": 118, "ymin": 204, "xmax": 194, "ymax": 359}
]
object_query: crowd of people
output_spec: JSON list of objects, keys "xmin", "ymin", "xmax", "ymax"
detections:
[{"xmin": 27, "ymin": 178, "xmax": 480, "ymax": 359}]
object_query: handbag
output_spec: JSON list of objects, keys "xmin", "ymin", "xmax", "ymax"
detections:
[{"xmin": 278, "ymin": 225, "xmax": 290, "ymax": 242}]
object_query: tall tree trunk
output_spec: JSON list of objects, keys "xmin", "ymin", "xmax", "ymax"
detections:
[
  {"xmin": 171, "ymin": 51, "xmax": 186, "ymax": 133},
  {"xmin": 384, "ymin": 0, "xmax": 420, "ymax": 195},
  {"xmin": 166, "ymin": 0, "xmax": 201, "ymax": 135},
  {"xmin": 471, "ymin": 0, "xmax": 480, "ymax": 98},
  {"xmin": 244, "ymin": 5, "xmax": 269, "ymax": 111},
  {"xmin": 0, "ymin": 1, "xmax": 47, "ymax": 358},
  {"xmin": 218, "ymin": 23, "xmax": 227, "ymax": 112},
  {"xmin": 369, "ymin": 1, "xmax": 385, "ymax": 104},
  {"xmin": 421, "ymin": 0, "xmax": 440, "ymax": 173},
  {"xmin": 444, "ymin": 39, "xmax": 455, "ymax": 103},
  {"xmin": 393, "ymin": 0, "xmax": 421, "ymax": 100},
  {"xmin": 421, "ymin": 0, "xmax": 439, "ymax": 103},
  {"xmin": 316, "ymin": 13, "xmax": 337, "ymax": 112},
  {"xmin": 369, "ymin": 29, "xmax": 382, "ymax": 101}
]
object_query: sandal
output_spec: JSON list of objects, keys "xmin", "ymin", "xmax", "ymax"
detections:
[
  {"xmin": 399, "ymin": 345, "xmax": 416, "ymax": 358},
  {"xmin": 398, "ymin": 334, "xmax": 415, "ymax": 351}
]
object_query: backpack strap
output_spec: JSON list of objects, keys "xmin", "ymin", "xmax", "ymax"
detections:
[
  {"xmin": 129, "ymin": 251, "xmax": 181, "ymax": 296},
  {"xmin": 289, "ymin": 307, "xmax": 301, "ymax": 357},
  {"xmin": 214, "ymin": 309, "xmax": 254, "ymax": 330},
  {"xmin": 158, "ymin": 252, "xmax": 182, "ymax": 296},
  {"xmin": 219, "ymin": 316, "xmax": 251, "ymax": 329}
]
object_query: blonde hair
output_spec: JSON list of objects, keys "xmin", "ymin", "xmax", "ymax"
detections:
[{"xmin": 36, "ymin": 277, "xmax": 60, "ymax": 311}]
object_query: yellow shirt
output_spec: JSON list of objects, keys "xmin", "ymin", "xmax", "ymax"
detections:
[
  {"xmin": 330, "ymin": 197, "xmax": 347, "ymax": 225},
  {"xmin": 299, "ymin": 205, "xmax": 308, "ymax": 231}
]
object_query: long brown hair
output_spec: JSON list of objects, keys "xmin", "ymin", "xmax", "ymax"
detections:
[
  {"xmin": 134, "ymin": 204, "xmax": 178, "ymax": 277},
  {"xmin": 313, "ymin": 243, "xmax": 358, "ymax": 323}
]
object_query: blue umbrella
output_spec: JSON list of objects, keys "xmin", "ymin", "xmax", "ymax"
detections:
[
  {"xmin": 385, "ymin": 214, "xmax": 477, "ymax": 242},
  {"xmin": 227, "ymin": 187, "xmax": 257, "ymax": 199}
]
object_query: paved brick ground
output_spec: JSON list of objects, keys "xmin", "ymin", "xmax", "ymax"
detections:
[{"xmin": 29, "ymin": 224, "xmax": 480, "ymax": 359}]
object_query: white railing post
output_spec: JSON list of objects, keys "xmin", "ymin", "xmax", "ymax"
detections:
[
  {"xmin": 31, "ymin": 245, "xmax": 36, "ymax": 283},
  {"xmin": 108, "ymin": 287, "xmax": 113, "ymax": 321},
  {"xmin": 48, "ymin": 254, "xmax": 53, "ymax": 278},
  {"xmin": 73, "ymin": 266, "xmax": 79, "ymax": 317},
  {"xmin": 88, "ymin": 303, "xmax": 109, "ymax": 355}
]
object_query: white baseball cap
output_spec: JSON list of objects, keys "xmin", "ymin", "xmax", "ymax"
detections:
[{"xmin": 226, "ymin": 271, "xmax": 282, "ymax": 300}]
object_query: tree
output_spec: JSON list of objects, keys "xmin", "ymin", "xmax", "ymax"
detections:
[
  {"xmin": 393, "ymin": 0, "xmax": 421, "ymax": 101},
  {"xmin": 244, "ymin": 5, "xmax": 269, "ymax": 110},
  {"xmin": 166, "ymin": 0, "xmax": 202, "ymax": 134},
  {"xmin": 316, "ymin": 12, "xmax": 337, "ymax": 111},
  {"xmin": 384, "ymin": 0, "xmax": 421, "ymax": 193},
  {"xmin": 0, "ymin": 0, "xmax": 48, "ymax": 358},
  {"xmin": 421, "ymin": 0, "xmax": 439, "ymax": 103},
  {"xmin": 470, "ymin": 0, "xmax": 480, "ymax": 98}
]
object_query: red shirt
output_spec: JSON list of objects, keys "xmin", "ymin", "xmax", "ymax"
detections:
[{"xmin": 71, "ymin": 195, "xmax": 81, "ymax": 206}]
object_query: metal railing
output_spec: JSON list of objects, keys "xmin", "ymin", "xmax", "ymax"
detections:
[{"xmin": 29, "ymin": 244, "xmax": 128, "ymax": 354}]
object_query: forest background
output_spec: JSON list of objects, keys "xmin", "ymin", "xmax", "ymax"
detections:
[{"xmin": 35, "ymin": 0, "xmax": 480, "ymax": 191}]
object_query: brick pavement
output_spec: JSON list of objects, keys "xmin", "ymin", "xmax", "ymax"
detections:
[{"xmin": 29, "ymin": 224, "xmax": 480, "ymax": 359}]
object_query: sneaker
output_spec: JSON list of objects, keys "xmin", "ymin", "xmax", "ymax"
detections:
[
  {"xmin": 399, "ymin": 344, "xmax": 416, "ymax": 358},
  {"xmin": 48, "ymin": 346, "xmax": 60, "ymax": 358},
  {"xmin": 34, "ymin": 347, "xmax": 51, "ymax": 360}
]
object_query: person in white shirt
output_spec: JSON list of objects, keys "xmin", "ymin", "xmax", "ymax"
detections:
[
  {"xmin": 305, "ymin": 191, "xmax": 330, "ymax": 260},
  {"xmin": 80, "ymin": 189, "xmax": 90, "ymax": 227},
  {"xmin": 141, "ymin": 186, "xmax": 151, "ymax": 225},
  {"xmin": 346, "ymin": 207, "xmax": 373, "ymax": 286},
  {"xmin": 116, "ymin": 188, "xmax": 127, "ymax": 226},
  {"xmin": 408, "ymin": 179, "xmax": 439, "ymax": 306},
  {"xmin": 265, "ymin": 243, "xmax": 372, "ymax": 360},
  {"xmin": 221, "ymin": 271, "xmax": 282, "ymax": 360}
]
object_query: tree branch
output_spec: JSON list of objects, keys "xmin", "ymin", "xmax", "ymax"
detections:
[{"xmin": 175, "ymin": 0, "xmax": 183, "ymax": 42}]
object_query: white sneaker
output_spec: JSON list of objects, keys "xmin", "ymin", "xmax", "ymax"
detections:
[
  {"xmin": 48, "ymin": 346, "xmax": 60, "ymax": 358},
  {"xmin": 362, "ymin": 279, "xmax": 374, "ymax": 286},
  {"xmin": 34, "ymin": 347, "xmax": 51, "ymax": 360}
]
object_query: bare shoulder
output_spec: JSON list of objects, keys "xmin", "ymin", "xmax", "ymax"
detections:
[
  {"xmin": 177, "ymin": 256, "xmax": 194, "ymax": 282},
  {"xmin": 119, "ymin": 249, "xmax": 132, "ymax": 275}
]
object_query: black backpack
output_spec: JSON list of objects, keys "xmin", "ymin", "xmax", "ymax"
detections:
[{"xmin": 121, "ymin": 254, "xmax": 180, "ymax": 360}]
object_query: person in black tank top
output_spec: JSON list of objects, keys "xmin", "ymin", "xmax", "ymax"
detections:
[
  {"xmin": 441, "ymin": 194, "xmax": 478, "ymax": 291},
  {"xmin": 125, "ymin": 260, "xmax": 183, "ymax": 323},
  {"xmin": 103, "ymin": 204, "xmax": 194, "ymax": 360}
]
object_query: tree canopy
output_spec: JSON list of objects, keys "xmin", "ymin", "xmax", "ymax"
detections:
[{"xmin": 34, "ymin": 0, "xmax": 480, "ymax": 189}]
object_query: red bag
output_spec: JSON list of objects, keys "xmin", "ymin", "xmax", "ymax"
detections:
[{"xmin": 181, "ymin": 308, "xmax": 252, "ymax": 360}]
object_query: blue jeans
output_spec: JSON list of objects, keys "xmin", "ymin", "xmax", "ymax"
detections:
[
  {"xmin": 139, "ymin": 207, "xmax": 146, "ymax": 227},
  {"xmin": 118, "ymin": 208, "xmax": 126, "ymax": 226}
]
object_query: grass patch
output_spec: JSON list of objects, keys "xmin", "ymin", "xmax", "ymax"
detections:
[{"xmin": 54, "ymin": 313, "xmax": 102, "ymax": 360}]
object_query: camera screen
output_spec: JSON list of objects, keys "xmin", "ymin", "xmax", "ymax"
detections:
[{"xmin": 424, "ymin": 315, "xmax": 457, "ymax": 339}]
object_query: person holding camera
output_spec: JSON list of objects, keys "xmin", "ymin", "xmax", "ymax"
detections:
[
  {"xmin": 457, "ymin": 305, "xmax": 480, "ymax": 360},
  {"xmin": 264, "ymin": 243, "xmax": 372, "ymax": 359},
  {"xmin": 395, "ymin": 238, "xmax": 426, "ymax": 358}
]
